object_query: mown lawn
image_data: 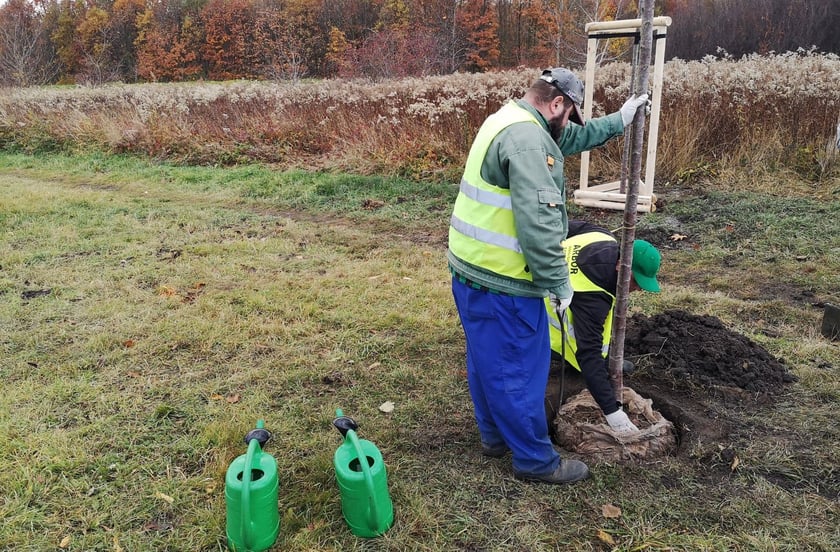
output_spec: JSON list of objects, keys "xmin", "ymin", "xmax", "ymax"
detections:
[{"xmin": 1, "ymin": 152, "xmax": 838, "ymax": 551}]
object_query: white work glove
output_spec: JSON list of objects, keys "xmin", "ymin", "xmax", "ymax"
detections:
[
  {"xmin": 605, "ymin": 409, "xmax": 639, "ymax": 433},
  {"xmin": 549, "ymin": 292, "xmax": 573, "ymax": 318},
  {"xmin": 619, "ymin": 93, "xmax": 651, "ymax": 127}
]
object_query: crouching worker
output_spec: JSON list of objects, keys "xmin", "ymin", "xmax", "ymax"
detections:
[{"xmin": 547, "ymin": 220, "xmax": 662, "ymax": 434}]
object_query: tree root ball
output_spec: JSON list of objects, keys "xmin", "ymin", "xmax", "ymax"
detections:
[{"xmin": 554, "ymin": 387, "xmax": 677, "ymax": 463}]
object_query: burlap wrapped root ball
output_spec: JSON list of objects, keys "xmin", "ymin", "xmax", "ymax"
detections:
[{"xmin": 554, "ymin": 387, "xmax": 677, "ymax": 462}]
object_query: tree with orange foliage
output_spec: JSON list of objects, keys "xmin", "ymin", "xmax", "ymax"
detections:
[
  {"xmin": 200, "ymin": 0, "xmax": 260, "ymax": 81},
  {"xmin": 326, "ymin": 26, "xmax": 352, "ymax": 76},
  {"xmin": 516, "ymin": 0, "xmax": 563, "ymax": 67},
  {"xmin": 457, "ymin": 0, "xmax": 499, "ymax": 72},
  {"xmin": 135, "ymin": 6, "xmax": 203, "ymax": 82}
]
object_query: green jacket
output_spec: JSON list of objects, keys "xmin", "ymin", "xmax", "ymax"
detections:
[{"xmin": 448, "ymin": 99, "xmax": 624, "ymax": 298}]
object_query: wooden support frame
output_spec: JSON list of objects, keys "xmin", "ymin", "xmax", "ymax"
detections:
[{"xmin": 576, "ymin": 16, "xmax": 672, "ymax": 213}]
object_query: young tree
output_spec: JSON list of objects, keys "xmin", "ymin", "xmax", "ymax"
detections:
[
  {"xmin": 411, "ymin": 0, "xmax": 465, "ymax": 73},
  {"xmin": 344, "ymin": 25, "xmax": 443, "ymax": 78},
  {"xmin": 0, "ymin": 0, "xmax": 59, "ymax": 86},
  {"xmin": 51, "ymin": 0, "xmax": 83, "ymax": 82},
  {"xmin": 326, "ymin": 25, "xmax": 353, "ymax": 76},
  {"xmin": 550, "ymin": 0, "xmax": 636, "ymax": 66},
  {"xmin": 107, "ymin": 0, "xmax": 145, "ymax": 81},
  {"xmin": 75, "ymin": 5, "xmax": 117, "ymax": 84},
  {"xmin": 253, "ymin": 7, "xmax": 312, "ymax": 81}
]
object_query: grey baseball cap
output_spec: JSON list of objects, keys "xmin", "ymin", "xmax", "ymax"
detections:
[{"xmin": 540, "ymin": 68, "xmax": 585, "ymax": 126}]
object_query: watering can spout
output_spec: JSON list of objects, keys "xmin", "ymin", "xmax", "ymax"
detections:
[
  {"xmin": 333, "ymin": 409, "xmax": 358, "ymax": 437},
  {"xmin": 245, "ymin": 419, "xmax": 271, "ymax": 447}
]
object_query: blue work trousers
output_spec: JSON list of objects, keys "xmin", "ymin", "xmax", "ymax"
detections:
[{"xmin": 452, "ymin": 278, "xmax": 559, "ymax": 475}]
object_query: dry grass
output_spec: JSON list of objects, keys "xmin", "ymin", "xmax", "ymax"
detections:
[{"xmin": 1, "ymin": 51, "xmax": 838, "ymax": 183}]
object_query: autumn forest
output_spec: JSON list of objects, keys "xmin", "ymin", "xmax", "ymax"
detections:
[{"xmin": 1, "ymin": 0, "xmax": 839, "ymax": 87}]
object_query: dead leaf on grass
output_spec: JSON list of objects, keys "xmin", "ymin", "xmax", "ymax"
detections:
[
  {"xmin": 601, "ymin": 503, "xmax": 622, "ymax": 518},
  {"xmin": 730, "ymin": 454, "xmax": 741, "ymax": 471},
  {"xmin": 209, "ymin": 393, "xmax": 224, "ymax": 401},
  {"xmin": 59, "ymin": 535, "xmax": 72, "ymax": 548},
  {"xmin": 670, "ymin": 233, "xmax": 688, "ymax": 241},
  {"xmin": 143, "ymin": 520, "xmax": 173, "ymax": 532},
  {"xmin": 226, "ymin": 394, "xmax": 241, "ymax": 404},
  {"xmin": 182, "ymin": 282, "xmax": 207, "ymax": 303},
  {"xmin": 362, "ymin": 199, "xmax": 386, "ymax": 210},
  {"xmin": 123, "ymin": 339, "xmax": 135, "ymax": 348},
  {"xmin": 157, "ymin": 285, "xmax": 177, "ymax": 297},
  {"xmin": 379, "ymin": 401, "xmax": 395, "ymax": 413},
  {"xmin": 154, "ymin": 491, "xmax": 174, "ymax": 504},
  {"xmin": 596, "ymin": 529, "xmax": 615, "ymax": 545}
]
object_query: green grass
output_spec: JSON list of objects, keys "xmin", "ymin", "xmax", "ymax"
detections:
[{"xmin": 1, "ymin": 152, "xmax": 838, "ymax": 551}]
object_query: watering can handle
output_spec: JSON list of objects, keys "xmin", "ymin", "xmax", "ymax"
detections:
[
  {"xmin": 347, "ymin": 429, "xmax": 380, "ymax": 533},
  {"xmin": 240, "ymin": 420, "xmax": 264, "ymax": 551}
]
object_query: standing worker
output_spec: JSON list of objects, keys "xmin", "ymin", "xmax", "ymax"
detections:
[
  {"xmin": 547, "ymin": 220, "xmax": 662, "ymax": 434},
  {"xmin": 448, "ymin": 67, "xmax": 649, "ymax": 484}
]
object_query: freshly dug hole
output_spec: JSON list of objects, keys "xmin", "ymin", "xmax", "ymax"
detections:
[
  {"xmin": 554, "ymin": 387, "xmax": 677, "ymax": 463},
  {"xmin": 547, "ymin": 309, "xmax": 798, "ymax": 463}
]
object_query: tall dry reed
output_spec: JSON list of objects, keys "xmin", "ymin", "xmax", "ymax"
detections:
[{"xmin": 1, "ymin": 50, "xmax": 838, "ymax": 182}]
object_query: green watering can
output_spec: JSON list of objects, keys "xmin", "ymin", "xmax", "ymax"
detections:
[
  {"xmin": 225, "ymin": 420, "xmax": 280, "ymax": 551},
  {"xmin": 332, "ymin": 409, "xmax": 394, "ymax": 537}
]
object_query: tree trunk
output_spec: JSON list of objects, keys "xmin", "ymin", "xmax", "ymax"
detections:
[{"xmin": 608, "ymin": 0, "xmax": 654, "ymax": 402}]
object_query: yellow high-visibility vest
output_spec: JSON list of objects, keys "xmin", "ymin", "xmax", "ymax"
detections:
[
  {"xmin": 448, "ymin": 101, "xmax": 539, "ymax": 281},
  {"xmin": 547, "ymin": 232, "xmax": 616, "ymax": 370}
]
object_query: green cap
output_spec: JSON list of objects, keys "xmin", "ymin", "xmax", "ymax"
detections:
[{"xmin": 632, "ymin": 240, "xmax": 661, "ymax": 293}]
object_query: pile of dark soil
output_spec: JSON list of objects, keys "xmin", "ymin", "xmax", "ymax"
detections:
[{"xmin": 624, "ymin": 309, "xmax": 797, "ymax": 393}]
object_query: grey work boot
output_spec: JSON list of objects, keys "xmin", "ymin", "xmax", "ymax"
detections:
[
  {"xmin": 514, "ymin": 459, "xmax": 590, "ymax": 484},
  {"xmin": 481, "ymin": 442, "xmax": 509, "ymax": 458}
]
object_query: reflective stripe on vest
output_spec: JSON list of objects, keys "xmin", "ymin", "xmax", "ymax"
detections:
[
  {"xmin": 548, "ymin": 232, "xmax": 617, "ymax": 370},
  {"xmin": 448, "ymin": 101, "xmax": 539, "ymax": 281}
]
